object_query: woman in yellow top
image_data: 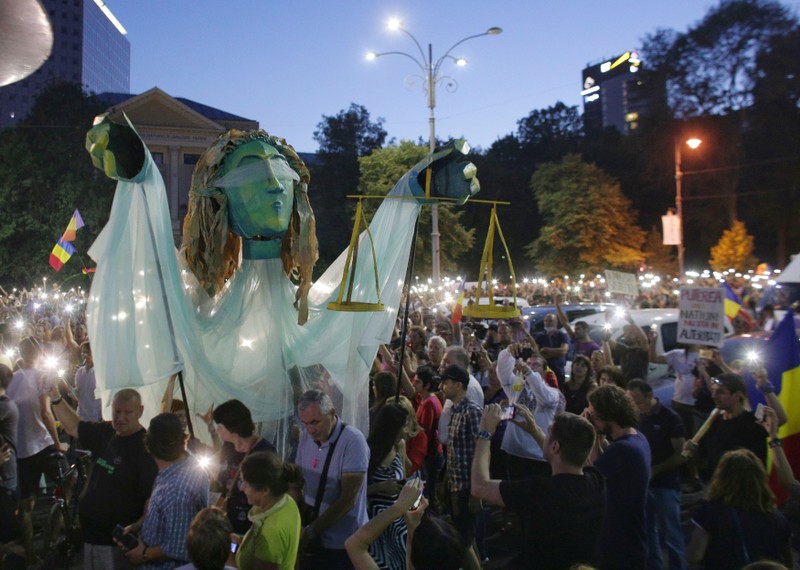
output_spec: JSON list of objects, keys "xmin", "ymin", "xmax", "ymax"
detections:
[{"xmin": 236, "ymin": 451, "xmax": 302, "ymax": 570}]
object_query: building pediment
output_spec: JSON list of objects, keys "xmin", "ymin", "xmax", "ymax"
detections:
[{"xmin": 105, "ymin": 87, "xmax": 225, "ymax": 132}]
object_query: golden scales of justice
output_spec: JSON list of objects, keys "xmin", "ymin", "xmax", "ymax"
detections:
[{"xmin": 327, "ymin": 160, "xmax": 521, "ymax": 318}]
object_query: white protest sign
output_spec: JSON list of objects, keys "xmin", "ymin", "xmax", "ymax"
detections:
[
  {"xmin": 677, "ymin": 287, "xmax": 724, "ymax": 347},
  {"xmin": 604, "ymin": 270, "xmax": 639, "ymax": 296}
]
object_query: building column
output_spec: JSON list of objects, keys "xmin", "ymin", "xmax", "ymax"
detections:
[{"xmin": 169, "ymin": 146, "xmax": 180, "ymax": 233}]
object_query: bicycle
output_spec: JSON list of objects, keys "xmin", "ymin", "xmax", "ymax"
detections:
[{"xmin": 41, "ymin": 449, "xmax": 92, "ymax": 568}]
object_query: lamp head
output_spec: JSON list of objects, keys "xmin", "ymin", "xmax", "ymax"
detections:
[
  {"xmin": 686, "ymin": 138, "xmax": 702, "ymax": 149},
  {"xmin": 486, "ymin": 27, "xmax": 503, "ymax": 35},
  {"xmin": 455, "ymin": 57, "xmax": 467, "ymax": 67},
  {"xmin": 365, "ymin": 52, "xmax": 377, "ymax": 61},
  {"xmin": 387, "ymin": 17, "xmax": 402, "ymax": 31}
]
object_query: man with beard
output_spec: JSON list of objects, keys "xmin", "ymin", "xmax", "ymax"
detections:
[{"xmin": 585, "ymin": 384, "xmax": 651, "ymax": 570}]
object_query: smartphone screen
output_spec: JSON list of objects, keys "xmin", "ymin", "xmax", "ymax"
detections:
[
  {"xmin": 500, "ymin": 406, "xmax": 515, "ymax": 421},
  {"xmin": 755, "ymin": 403, "xmax": 765, "ymax": 422},
  {"xmin": 230, "ymin": 541, "xmax": 239, "ymax": 554}
]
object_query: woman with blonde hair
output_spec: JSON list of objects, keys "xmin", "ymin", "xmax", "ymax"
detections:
[
  {"xmin": 389, "ymin": 395, "xmax": 427, "ymax": 477},
  {"xmin": 688, "ymin": 449, "xmax": 791, "ymax": 568}
]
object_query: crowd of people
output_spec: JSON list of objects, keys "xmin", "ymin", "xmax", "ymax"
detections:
[{"xmin": 0, "ymin": 274, "xmax": 797, "ymax": 569}]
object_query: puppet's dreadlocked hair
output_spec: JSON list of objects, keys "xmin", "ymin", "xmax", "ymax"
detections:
[{"xmin": 180, "ymin": 129, "xmax": 318, "ymax": 324}]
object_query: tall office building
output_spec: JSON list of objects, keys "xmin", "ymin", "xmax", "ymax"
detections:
[
  {"xmin": 581, "ymin": 51, "xmax": 655, "ymax": 134},
  {"xmin": 0, "ymin": 0, "xmax": 130, "ymax": 127}
]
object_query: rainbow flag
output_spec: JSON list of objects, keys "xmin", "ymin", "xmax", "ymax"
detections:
[
  {"xmin": 766, "ymin": 309, "xmax": 800, "ymax": 501},
  {"xmin": 49, "ymin": 239, "xmax": 75, "ymax": 271},
  {"xmin": 451, "ymin": 278, "xmax": 466, "ymax": 325},
  {"xmin": 722, "ymin": 281, "xmax": 742, "ymax": 319},
  {"xmin": 60, "ymin": 209, "xmax": 84, "ymax": 242}
]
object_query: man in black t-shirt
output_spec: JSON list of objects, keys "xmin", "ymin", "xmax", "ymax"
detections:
[
  {"xmin": 628, "ymin": 379, "xmax": 686, "ymax": 570},
  {"xmin": 50, "ymin": 387, "xmax": 157, "ymax": 569},
  {"xmin": 471, "ymin": 404, "xmax": 605, "ymax": 569},
  {"xmin": 684, "ymin": 372, "xmax": 767, "ymax": 479}
]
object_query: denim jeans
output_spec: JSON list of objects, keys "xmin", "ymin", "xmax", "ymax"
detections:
[{"xmin": 646, "ymin": 487, "xmax": 686, "ymax": 570}]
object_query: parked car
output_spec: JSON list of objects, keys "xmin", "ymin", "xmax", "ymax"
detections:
[{"xmin": 521, "ymin": 303, "xmax": 616, "ymax": 334}]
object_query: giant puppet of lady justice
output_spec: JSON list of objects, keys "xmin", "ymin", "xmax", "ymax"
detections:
[{"xmin": 83, "ymin": 114, "xmax": 479, "ymax": 452}]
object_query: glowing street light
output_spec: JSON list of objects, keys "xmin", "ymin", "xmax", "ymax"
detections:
[
  {"xmin": 366, "ymin": 19, "xmax": 502, "ymax": 283},
  {"xmin": 674, "ymin": 137, "xmax": 703, "ymax": 277}
]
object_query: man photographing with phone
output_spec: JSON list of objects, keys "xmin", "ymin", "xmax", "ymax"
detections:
[
  {"xmin": 471, "ymin": 405, "xmax": 606, "ymax": 569},
  {"xmin": 496, "ymin": 344, "xmax": 564, "ymax": 479}
]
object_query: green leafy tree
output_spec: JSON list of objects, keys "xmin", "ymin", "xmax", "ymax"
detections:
[
  {"xmin": 0, "ymin": 81, "xmax": 112, "ymax": 286},
  {"xmin": 709, "ymin": 220, "xmax": 757, "ymax": 271},
  {"xmin": 642, "ymin": 225, "xmax": 678, "ymax": 275},
  {"xmin": 526, "ymin": 154, "xmax": 645, "ymax": 275},
  {"xmin": 310, "ymin": 103, "xmax": 387, "ymax": 271},
  {"xmin": 357, "ymin": 142, "xmax": 475, "ymax": 276}
]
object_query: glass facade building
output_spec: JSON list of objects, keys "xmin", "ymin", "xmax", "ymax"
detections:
[{"xmin": 0, "ymin": 0, "xmax": 130, "ymax": 127}]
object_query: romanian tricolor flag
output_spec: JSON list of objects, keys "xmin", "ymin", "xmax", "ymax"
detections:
[
  {"xmin": 766, "ymin": 309, "xmax": 800, "ymax": 502},
  {"xmin": 722, "ymin": 281, "xmax": 742, "ymax": 319},
  {"xmin": 60, "ymin": 209, "xmax": 84, "ymax": 242},
  {"xmin": 49, "ymin": 239, "xmax": 76, "ymax": 271},
  {"xmin": 451, "ymin": 278, "xmax": 466, "ymax": 325}
]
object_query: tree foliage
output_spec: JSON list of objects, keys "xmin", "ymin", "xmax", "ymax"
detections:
[
  {"xmin": 516, "ymin": 102, "xmax": 583, "ymax": 162},
  {"xmin": 526, "ymin": 155, "xmax": 645, "ymax": 275},
  {"xmin": 310, "ymin": 103, "xmax": 387, "ymax": 271},
  {"xmin": 709, "ymin": 220, "xmax": 757, "ymax": 271},
  {"xmin": 358, "ymin": 142, "xmax": 475, "ymax": 276},
  {"xmin": 0, "ymin": 81, "xmax": 113, "ymax": 286},
  {"xmin": 645, "ymin": 0, "xmax": 796, "ymax": 117}
]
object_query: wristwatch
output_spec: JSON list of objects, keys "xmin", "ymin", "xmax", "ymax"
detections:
[{"xmin": 477, "ymin": 430, "xmax": 493, "ymax": 440}]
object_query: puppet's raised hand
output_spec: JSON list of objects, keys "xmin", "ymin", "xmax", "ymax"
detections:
[
  {"xmin": 85, "ymin": 113, "xmax": 145, "ymax": 181},
  {"xmin": 409, "ymin": 139, "xmax": 480, "ymax": 205}
]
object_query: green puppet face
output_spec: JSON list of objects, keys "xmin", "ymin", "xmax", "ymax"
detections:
[{"xmin": 219, "ymin": 139, "xmax": 300, "ymax": 237}]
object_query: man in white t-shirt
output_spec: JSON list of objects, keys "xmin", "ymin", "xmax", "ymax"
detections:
[{"xmin": 7, "ymin": 337, "xmax": 62, "ymax": 562}]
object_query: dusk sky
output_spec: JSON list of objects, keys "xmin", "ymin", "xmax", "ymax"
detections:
[{"xmin": 103, "ymin": 1, "xmax": 799, "ymax": 153}]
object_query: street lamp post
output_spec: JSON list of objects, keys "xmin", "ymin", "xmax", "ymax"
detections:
[
  {"xmin": 674, "ymin": 137, "xmax": 702, "ymax": 277},
  {"xmin": 367, "ymin": 20, "xmax": 501, "ymax": 283}
]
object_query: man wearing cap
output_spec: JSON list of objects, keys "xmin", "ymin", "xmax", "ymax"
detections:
[
  {"xmin": 123, "ymin": 413, "xmax": 209, "ymax": 569},
  {"xmin": 441, "ymin": 364, "xmax": 483, "ymax": 548},
  {"xmin": 437, "ymin": 346, "xmax": 483, "ymax": 446},
  {"xmin": 683, "ymin": 372, "xmax": 767, "ymax": 479}
]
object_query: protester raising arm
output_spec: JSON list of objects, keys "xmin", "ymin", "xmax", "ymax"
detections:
[
  {"xmin": 554, "ymin": 292, "xmax": 576, "ymax": 340},
  {"xmin": 761, "ymin": 406, "xmax": 797, "ymax": 491},
  {"xmin": 753, "ymin": 367, "xmax": 788, "ymax": 427},
  {"xmin": 46, "ymin": 381, "xmax": 80, "ymax": 438},
  {"xmin": 470, "ymin": 403, "xmax": 545, "ymax": 506},
  {"xmin": 345, "ymin": 479, "xmax": 425, "ymax": 570}
]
